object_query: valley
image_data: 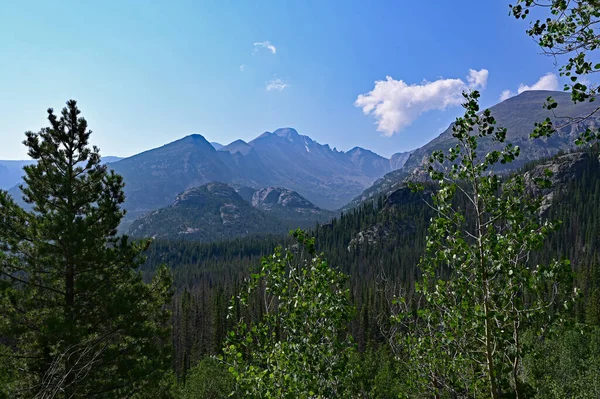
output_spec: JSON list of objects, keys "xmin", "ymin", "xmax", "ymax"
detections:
[{"xmin": 3, "ymin": 1, "xmax": 600, "ymax": 396}]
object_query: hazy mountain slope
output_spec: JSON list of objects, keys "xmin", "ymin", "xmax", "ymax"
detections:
[
  {"xmin": 109, "ymin": 135, "xmax": 238, "ymax": 218},
  {"xmin": 1, "ymin": 157, "xmax": 122, "ymax": 191},
  {"xmin": 220, "ymin": 139, "xmax": 253, "ymax": 155},
  {"xmin": 234, "ymin": 185, "xmax": 257, "ymax": 202},
  {"xmin": 108, "ymin": 127, "xmax": 395, "ymax": 215},
  {"xmin": 346, "ymin": 147, "xmax": 392, "ymax": 177},
  {"xmin": 102, "ymin": 156, "xmax": 124, "ymax": 164},
  {"xmin": 390, "ymin": 151, "xmax": 413, "ymax": 170},
  {"xmin": 346, "ymin": 90, "xmax": 600, "ymax": 209},
  {"xmin": 0, "ymin": 161, "xmax": 33, "ymax": 190},
  {"xmin": 246, "ymin": 128, "xmax": 382, "ymax": 209}
]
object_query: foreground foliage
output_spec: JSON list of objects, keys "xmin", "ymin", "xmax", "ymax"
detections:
[
  {"xmin": 510, "ymin": 0, "xmax": 600, "ymax": 143},
  {"xmin": 395, "ymin": 91, "xmax": 576, "ymax": 398},
  {"xmin": 222, "ymin": 230, "xmax": 356, "ymax": 398}
]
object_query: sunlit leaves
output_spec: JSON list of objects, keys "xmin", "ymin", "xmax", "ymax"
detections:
[
  {"xmin": 510, "ymin": 1, "xmax": 600, "ymax": 142},
  {"xmin": 395, "ymin": 91, "xmax": 575, "ymax": 398},
  {"xmin": 222, "ymin": 230, "xmax": 355, "ymax": 398}
]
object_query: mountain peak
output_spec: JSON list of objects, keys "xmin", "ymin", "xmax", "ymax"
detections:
[
  {"xmin": 501, "ymin": 89, "xmax": 572, "ymax": 104},
  {"xmin": 174, "ymin": 134, "xmax": 215, "ymax": 151},
  {"xmin": 273, "ymin": 128, "xmax": 300, "ymax": 140},
  {"xmin": 182, "ymin": 133, "xmax": 208, "ymax": 141},
  {"xmin": 220, "ymin": 139, "xmax": 252, "ymax": 155},
  {"xmin": 347, "ymin": 146, "xmax": 380, "ymax": 157},
  {"xmin": 347, "ymin": 146, "xmax": 362, "ymax": 155}
]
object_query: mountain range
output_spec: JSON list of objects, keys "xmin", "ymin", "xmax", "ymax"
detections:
[
  {"xmin": 4, "ymin": 90, "xmax": 597, "ymax": 232},
  {"xmin": 107, "ymin": 127, "xmax": 410, "ymax": 224}
]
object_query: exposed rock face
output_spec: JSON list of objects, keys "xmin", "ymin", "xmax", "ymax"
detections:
[
  {"xmin": 251, "ymin": 187, "xmax": 335, "ymax": 222},
  {"xmin": 348, "ymin": 217, "xmax": 417, "ymax": 250},
  {"xmin": 129, "ymin": 182, "xmax": 284, "ymax": 242},
  {"xmin": 524, "ymin": 151, "xmax": 594, "ymax": 213},
  {"xmin": 252, "ymin": 187, "xmax": 316, "ymax": 211},
  {"xmin": 172, "ymin": 182, "xmax": 238, "ymax": 208}
]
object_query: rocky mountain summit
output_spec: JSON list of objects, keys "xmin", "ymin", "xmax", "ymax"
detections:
[
  {"xmin": 251, "ymin": 187, "xmax": 335, "ymax": 222},
  {"xmin": 129, "ymin": 182, "xmax": 284, "ymax": 241},
  {"xmin": 129, "ymin": 182, "xmax": 335, "ymax": 241}
]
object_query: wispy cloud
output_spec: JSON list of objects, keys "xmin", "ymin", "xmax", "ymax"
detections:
[
  {"xmin": 499, "ymin": 73, "xmax": 559, "ymax": 101},
  {"xmin": 240, "ymin": 64, "xmax": 246, "ymax": 72},
  {"xmin": 266, "ymin": 77, "xmax": 288, "ymax": 91},
  {"xmin": 355, "ymin": 69, "xmax": 489, "ymax": 136},
  {"xmin": 253, "ymin": 41, "xmax": 277, "ymax": 55},
  {"xmin": 467, "ymin": 68, "xmax": 489, "ymax": 89},
  {"xmin": 499, "ymin": 89, "xmax": 513, "ymax": 102},
  {"xmin": 518, "ymin": 73, "xmax": 559, "ymax": 93}
]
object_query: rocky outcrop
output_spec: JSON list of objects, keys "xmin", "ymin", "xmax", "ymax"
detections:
[
  {"xmin": 252, "ymin": 187, "xmax": 316, "ymax": 211},
  {"xmin": 251, "ymin": 187, "xmax": 335, "ymax": 223},
  {"xmin": 524, "ymin": 151, "xmax": 594, "ymax": 213}
]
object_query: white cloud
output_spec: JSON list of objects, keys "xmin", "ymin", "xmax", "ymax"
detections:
[
  {"xmin": 499, "ymin": 89, "xmax": 513, "ymax": 102},
  {"xmin": 266, "ymin": 78, "xmax": 288, "ymax": 91},
  {"xmin": 354, "ymin": 69, "xmax": 489, "ymax": 136},
  {"xmin": 517, "ymin": 73, "xmax": 559, "ymax": 93},
  {"xmin": 240, "ymin": 64, "xmax": 246, "ymax": 72},
  {"xmin": 253, "ymin": 41, "xmax": 277, "ymax": 55},
  {"xmin": 467, "ymin": 68, "xmax": 489, "ymax": 89},
  {"xmin": 499, "ymin": 73, "xmax": 559, "ymax": 101}
]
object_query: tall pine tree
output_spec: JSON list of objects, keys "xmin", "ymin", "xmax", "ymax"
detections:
[{"xmin": 0, "ymin": 100, "xmax": 172, "ymax": 398}]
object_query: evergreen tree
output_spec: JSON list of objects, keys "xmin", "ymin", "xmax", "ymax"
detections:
[{"xmin": 0, "ymin": 100, "xmax": 173, "ymax": 398}]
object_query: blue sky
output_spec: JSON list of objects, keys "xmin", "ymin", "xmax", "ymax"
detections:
[{"xmin": 0, "ymin": 0, "xmax": 564, "ymax": 160}]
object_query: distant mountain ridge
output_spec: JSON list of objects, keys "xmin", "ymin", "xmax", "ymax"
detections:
[
  {"xmin": 0, "ymin": 161, "xmax": 33, "ymax": 190},
  {"xmin": 0, "ymin": 156, "xmax": 123, "ymax": 191}
]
